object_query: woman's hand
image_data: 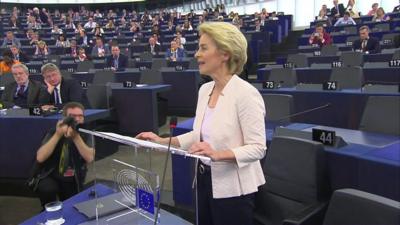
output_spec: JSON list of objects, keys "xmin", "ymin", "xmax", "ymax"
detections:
[
  {"xmin": 136, "ymin": 132, "xmax": 164, "ymax": 144},
  {"xmin": 189, "ymin": 142, "xmax": 220, "ymax": 161}
]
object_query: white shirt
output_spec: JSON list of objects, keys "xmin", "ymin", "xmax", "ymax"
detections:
[{"xmin": 54, "ymin": 83, "xmax": 62, "ymax": 104}]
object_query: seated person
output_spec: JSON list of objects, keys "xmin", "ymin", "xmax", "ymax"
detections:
[
  {"xmin": 39, "ymin": 63, "xmax": 84, "ymax": 110},
  {"xmin": 0, "ymin": 49, "xmax": 21, "ymax": 75},
  {"xmin": 394, "ymin": 4, "xmax": 400, "ymax": 13},
  {"xmin": 143, "ymin": 36, "xmax": 161, "ymax": 56},
  {"xmin": 77, "ymin": 47, "xmax": 90, "ymax": 62},
  {"xmin": 372, "ymin": 7, "xmax": 390, "ymax": 22},
  {"xmin": 105, "ymin": 45, "xmax": 128, "ymax": 71},
  {"xmin": 92, "ymin": 24, "xmax": 104, "ymax": 37},
  {"xmin": 29, "ymin": 32, "xmax": 40, "ymax": 46},
  {"xmin": 165, "ymin": 40, "xmax": 186, "ymax": 61},
  {"xmin": 10, "ymin": 45, "xmax": 30, "ymax": 63},
  {"xmin": 34, "ymin": 41, "xmax": 50, "ymax": 57},
  {"xmin": 367, "ymin": 3, "xmax": 379, "ymax": 16},
  {"xmin": 334, "ymin": 11, "xmax": 356, "ymax": 26},
  {"xmin": 309, "ymin": 23, "xmax": 332, "ymax": 47},
  {"xmin": 1, "ymin": 31, "xmax": 21, "ymax": 48},
  {"xmin": 35, "ymin": 102, "xmax": 94, "ymax": 208},
  {"xmin": 352, "ymin": 25, "xmax": 380, "ymax": 54},
  {"xmin": 1, "ymin": 64, "xmax": 45, "ymax": 108},
  {"xmin": 55, "ymin": 35, "xmax": 70, "ymax": 48},
  {"xmin": 330, "ymin": 0, "xmax": 346, "ymax": 18},
  {"xmin": 69, "ymin": 40, "xmax": 79, "ymax": 57},
  {"xmin": 345, "ymin": 0, "xmax": 359, "ymax": 18},
  {"xmin": 91, "ymin": 37, "xmax": 110, "ymax": 57}
]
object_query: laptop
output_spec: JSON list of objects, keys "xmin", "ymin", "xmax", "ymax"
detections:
[{"xmin": 74, "ymin": 192, "xmax": 135, "ymax": 220}]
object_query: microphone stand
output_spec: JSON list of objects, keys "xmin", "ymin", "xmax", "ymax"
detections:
[{"xmin": 153, "ymin": 117, "xmax": 177, "ymax": 225}]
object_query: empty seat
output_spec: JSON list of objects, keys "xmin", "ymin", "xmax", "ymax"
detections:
[
  {"xmin": 93, "ymin": 70, "xmax": 115, "ymax": 84},
  {"xmin": 0, "ymin": 73, "xmax": 14, "ymax": 87},
  {"xmin": 262, "ymin": 94, "xmax": 294, "ymax": 123},
  {"xmin": 151, "ymin": 58, "xmax": 167, "ymax": 70},
  {"xmin": 392, "ymin": 49, "xmax": 400, "ymax": 60},
  {"xmin": 139, "ymin": 52, "xmax": 153, "ymax": 61},
  {"xmin": 359, "ymin": 96, "xmax": 400, "ymax": 136},
  {"xmin": 268, "ymin": 68, "xmax": 297, "ymax": 87},
  {"xmin": 339, "ymin": 51, "xmax": 364, "ymax": 67},
  {"xmin": 344, "ymin": 26, "xmax": 357, "ymax": 35},
  {"xmin": 330, "ymin": 66, "xmax": 364, "ymax": 89},
  {"xmin": 287, "ymin": 54, "xmax": 308, "ymax": 68},
  {"xmin": 254, "ymin": 136, "xmax": 330, "ymax": 225},
  {"xmin": 323, "ymin": 189, "xmax": 400, "ymax": 225},
  {"xmin": 188, "ymin": 57, "xmax": 198, "ymax": 69},
  {"xmin": 76, "ymin": 60, "xmax": 94, "ymax": 72},
  {"xmin": 381, "ymin": 33, "xmax": 398, "ymax": 46},
  {"xmin": 345, "ymin": 36, "xmax": 359, "ymax": 46},
  {"xmin": 321, "ymin": 45, "xmax": 339, "ymax": 56},
  {"xmin": 373, "ymin": 23, "xmax": 390, "ymax": 32},
  {"xmin": 86, "ymin": 84, "xmax": 109, "ymax": 109},
  {"xmin": 140, "ymin": 69, "xmax": 162, "ymax": 85}
]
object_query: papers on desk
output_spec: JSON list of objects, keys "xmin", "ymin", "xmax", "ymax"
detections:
[{"xmin": 91, "ymin": 131, "xmax": 211, "ymax": 163}]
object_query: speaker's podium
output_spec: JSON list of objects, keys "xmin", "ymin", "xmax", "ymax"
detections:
[{"xmin": 77, "ymin": 128, "xmax": 209, "ymax": 225}]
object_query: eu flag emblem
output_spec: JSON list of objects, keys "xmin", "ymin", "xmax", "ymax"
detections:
[{"xmin": 137, "ymin": 188, "xmax": 154, "ymax": 214}]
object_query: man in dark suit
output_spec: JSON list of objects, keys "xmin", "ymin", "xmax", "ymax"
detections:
[
  {"xmin": 165, "ymin": 40, "xmax": 186, "ymax": 61},
  {"xmin": 330, "ymin": 0, "xmax": 346, "ymax": 18},
  {"xmin": 352, "ymin": 25, "xmax": 381, "ymax": 54},
  {"xmin": 105, "ymin": 45, "xmax": 128, "ymax": 71},
  {"xmin": 143, "ymin": 37, "xmax": 161, "ymax": 56},
  {"xmin": 10, "ymin": 45, "xmax": 30, "ymax": 63},
  {"xmin": 39, "ymin": 63, "xmax": 84, "ymax": 110},
  {"xmin": 1, "ymin": 64, "xmax": 45, "ymax": 108}
]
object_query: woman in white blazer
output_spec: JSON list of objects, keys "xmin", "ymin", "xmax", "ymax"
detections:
[{"xmin": 137, "ymin": 22, "xmax": 266, "ymax": 225}]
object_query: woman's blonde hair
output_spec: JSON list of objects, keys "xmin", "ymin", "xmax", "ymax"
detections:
[{"xmin": 198, "ymin": 22, "xmax": 247, "ymax": 75}]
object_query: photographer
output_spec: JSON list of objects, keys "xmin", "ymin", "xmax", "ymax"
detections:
[
  {"xmin": 309, "ymin": 23, "xmax": 332, "ymax": 47},
  {"xmin": 35, "ymin": 102, "xmax": 94, "ymax": 208}
]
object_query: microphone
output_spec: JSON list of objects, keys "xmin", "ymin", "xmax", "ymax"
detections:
[
  {"xmin": 274, "ymin": 103, "xmax": 332, "ymax": 122},
  {"xmin": 154, "ymin": 116, "xmax": 177, "ymax": 225}
]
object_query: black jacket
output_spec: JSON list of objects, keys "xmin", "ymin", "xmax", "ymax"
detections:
[
  {"xmin": 352, "ymin": 37, "xmax": 381, "ymax": 54},
  {"xmin": 331, "ymin": 4, "xmax": 346, "ymax": 17},
  {"xmin": 143, "ymin": 44, "xmax": 162, "ymax": 55},
  {"xmin": 39, "ymin": 78, "xmax": 84, "ymax": 107},
  {"xmin": 105, "ymin": 54, "xmax": 128, "ymax": 69},
  {"xmin": 1, "ymin": 80, "xmax": 45, "ymax": 108}
]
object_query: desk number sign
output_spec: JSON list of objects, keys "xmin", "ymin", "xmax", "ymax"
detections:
[
  {"xmin": 331, "ymin": 61, "xmax": 342, "ymax": 68},
  {"xmin": 323, "ymin": 81, "xmax": 337, "ymax": 90},
  {"xmin": 283, "ymin": 62, "xmax": 294, "ymax": 68},
  {"xmin": 29, "ymin": 107, "xmax": 42, "ymax": 116},
  {"xmin": 263, "ymin": 81, "xmax": 275, "ymax": 89},
  {"xmin": 312, "ymin": 128, "xmax": 336, "ymax": 146},
  {"xmin": 80, "ymin": 81, "xmax": 87, "ymax": 88},
  {"xmin": 123, "ymin": 81, "xmax": 134, "ymax": 88},
  {"xmin": 388, "ymin": 60, "xmax": 400, "ymax": 67}
]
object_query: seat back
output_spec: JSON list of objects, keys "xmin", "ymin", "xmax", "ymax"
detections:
[
  {"xmin": 323, "ymin": 189, "xmax": 400, "ymax": 225},
  {"xmin": 287, "ymin": 54, "xmax": 308, "ymax": 68},
  {"xmin": 373, "ymin": 23, "xmax": 390, "ymax": 32},
  {"xmin": 93, "ymin": 70, "xmax": 115, "ymax": 84},
  {"xmin": 140, "ymin": 69, "xmax": 162, "ymax": 85},
  {"xmin": 151, "ymin": 58, "xmax": 167, "ymax": 70},
  {"xmin": 339, "ymin": 51, "xmax": 364, "ymax": 67},
  {"xmin": 0, "ymin": 72, "xmax": 14, "ymax": 87},
  {"xmin": 330, "ymin": 66, "xmax": 364, "ymax": 89},
  {"xmin": 188, "ymin": 57, "xmax": 198, "ymax": 69},
  {"xmin": 77, "ymin": 60, "xmax": 94, "ymax": 72},
  {"xmin": 344, "ymin": 26, "xmax": 357, "ymax": 35},
  {"xmin": 46, "ymin": 55, "xmax": 61, "ymax": 66},
  {"xmin": 86, "ymin": 84, "xmax": 108, "ymax": 109},
  {"xmin": 262, "ymin": 94, "xmax": 294, "ymax": 123},
  {"xmin": 255, "ymin": 136, "xmax": 329, "ymax": 225},
  {"xmin": 359, "ymin": 96, "xmax": 400, "ymax": 136},
  {"xmin": 321, "ymin": 45, "xmax": 339, "ymax": 56},
  {"xmin": 139, "ymin": 51, "xmax": 153, "ymax": 61},
  {"xmin": 392, "ymin": 49, "xmax": 400, "ymax": 60},
  {"xmin": 269, "ymin": 68, "xmax": 297, "ymax": 87}
]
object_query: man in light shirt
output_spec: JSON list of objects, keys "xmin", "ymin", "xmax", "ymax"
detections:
[{"xmin": 334, "ymin": 11, "xmax": 356, "ymax": 26}]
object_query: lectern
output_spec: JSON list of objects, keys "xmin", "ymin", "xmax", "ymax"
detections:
[{"xmin": 77, "ymin": 128, "xmax": 210, "ymax": 225}]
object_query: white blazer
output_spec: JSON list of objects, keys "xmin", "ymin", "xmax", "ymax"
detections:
[{"xmin": 177, "ymin": 75, "xmax": 267, "ymax": 199}]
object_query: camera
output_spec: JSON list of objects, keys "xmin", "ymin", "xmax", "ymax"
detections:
[{"xmin": 62, "ymin": 116, "xmax": 79, "ymax": 130}]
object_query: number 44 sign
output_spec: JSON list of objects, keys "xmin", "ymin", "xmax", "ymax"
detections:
[{"xmin": 312, "ymin": 128, "xmax": 336, "ymax": 146}]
